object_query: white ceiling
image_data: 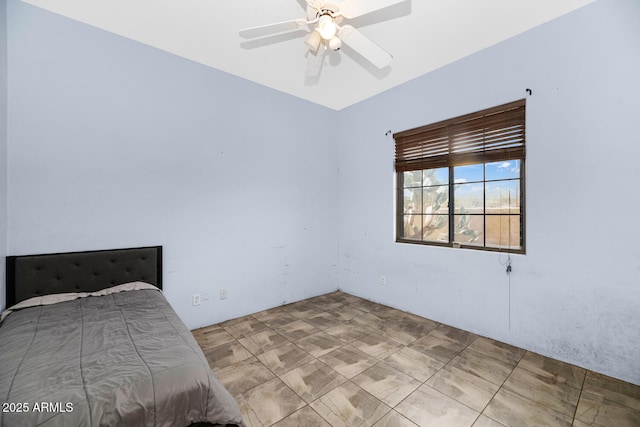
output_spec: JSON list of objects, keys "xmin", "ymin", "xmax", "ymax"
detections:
[{"xmin": 22, "ymin": 0, "xmax": 595, "ymax": 110}]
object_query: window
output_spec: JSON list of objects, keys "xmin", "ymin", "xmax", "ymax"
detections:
[{"xmin": 394, "ymin": 100, "xmax": 526, "ymax": 253}]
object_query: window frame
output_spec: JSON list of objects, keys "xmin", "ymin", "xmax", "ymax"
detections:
[{"xmin": 394, "ymin": 100, "xmax": 526, "ymax": 254}]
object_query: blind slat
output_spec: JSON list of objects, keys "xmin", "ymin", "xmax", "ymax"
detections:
[{"xmin": 394, "ymin": 100, "xmax": 526, "ymax": 172}]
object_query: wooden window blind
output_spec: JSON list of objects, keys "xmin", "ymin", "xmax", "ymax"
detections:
[{"xmin": 394, "ymin": 99, "xmax": 526, "ymax": 172}]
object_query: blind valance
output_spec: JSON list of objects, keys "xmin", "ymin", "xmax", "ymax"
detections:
[{"xmin": 394, "ymin": 99, "xmax": 526, "ymax": 172}]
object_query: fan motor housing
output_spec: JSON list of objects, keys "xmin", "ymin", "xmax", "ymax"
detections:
[{"xmin": 307, "ymin": 3, "xmax": 343, "ymax": 25}]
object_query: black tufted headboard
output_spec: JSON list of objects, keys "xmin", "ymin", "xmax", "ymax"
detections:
[{"xmin": 6, "ymin": 246, "xmax": 162, "ymax": 307}]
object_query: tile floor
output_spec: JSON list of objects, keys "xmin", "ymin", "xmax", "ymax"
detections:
[{"xmin": 192, "ymin": 291, "xmax": 640, "ymax": 427}]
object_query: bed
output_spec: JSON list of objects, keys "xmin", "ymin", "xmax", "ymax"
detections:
[{"xmin": 0, "ymin": 246, "xmax": 245, "ymax": 427}]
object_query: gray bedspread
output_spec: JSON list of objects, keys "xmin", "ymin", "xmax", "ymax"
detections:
[{"xmin": 0, "ymin": 287, "xmax": 245, "ymax": 427}]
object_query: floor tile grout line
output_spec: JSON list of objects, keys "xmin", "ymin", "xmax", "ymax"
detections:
[
  {"xmin": 368, "ymin": 302, "xmax": 543, "ymax": 423},
  {"xmin": 476, "ymin": 355, "xmax": 520, "ymax": 419},
  {"xmin": 464, "ymin": 339, "xmax": 542, "ymax": 420},
  {"xmin": 498, "ymin": 349, "xmax": 591, "ymax": 422},
  {"xmin": 424, "ymin": 336, "xmax": 507, "ymax": 417},
  {"xmin": 571, "ymin": 370, "xmax": 589, "ymax": 426},
  {"xmin": 349, "ymin": 317, "xmax": 482, "ymax": 418},
  {"xmin": 512, "ymin": 352, "xmax": 587, "ymax": 392},
  {"xmin": 269, "ymin": 342, "xmax": 354, "ymax": 427},
  {"xmin": 492, "ymin": 365, "xmax": 579, "ymax": 423},
  {"xmin": 280, "ymin": 306, "xmax": 412, "ymax": 424},
  {"xmin": 225, "ymin": 340, "xmax": 312, "ymax": 426},
  {"xmin": 195, "ymin": 291, "xmax": 640, "ymax": 427}
]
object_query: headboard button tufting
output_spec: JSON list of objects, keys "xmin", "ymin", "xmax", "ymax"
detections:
[{"xmin": 7, "ymin": 246, "xmax": 161, "ymax": 305}]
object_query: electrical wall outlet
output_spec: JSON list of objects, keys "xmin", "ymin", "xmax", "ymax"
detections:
[
  {"xmin": 192, "ymin": 294, "xmax": 201, "ymax": 306},
  {"xmin": 220, "ymin": 289, "xmax": 228, "ymax": 300}
]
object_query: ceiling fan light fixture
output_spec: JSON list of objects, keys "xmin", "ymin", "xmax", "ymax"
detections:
[
  {"xmin": 317, "ymin": 14, "xmax": 337, "ymax": 40},
  {"xmin": 239, "ymin": 0, "xmax": 401, "ymax": 74},
  {"xmin": 305, "ymin": 30, "xmax": 322, "ymax": 52}
]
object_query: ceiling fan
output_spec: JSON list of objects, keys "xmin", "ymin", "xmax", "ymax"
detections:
[{"xmin": 239, "ymin": 0, "xmax": 406, "ymax": 77}]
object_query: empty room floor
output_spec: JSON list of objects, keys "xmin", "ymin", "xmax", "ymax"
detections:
[{"xmin": 192, "ymin": 291, "xmax": 640, "ymax": 427}]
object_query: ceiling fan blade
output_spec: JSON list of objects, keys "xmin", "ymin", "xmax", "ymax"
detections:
[
  {"xmin": 305, "ymin": 48, "xmax": 325, "ymax": 78},
  {"xmin": 239, "ymin": 19, "xmax": 307, "ymax": 39},
  {"xmin": 338, "ymin": 25, "xmax": 392, "ymax": 69},
  {"xmin": 339, "ymin": 0, "xmax": 406, "ymax": 19},
  {"xmin": 305, "ymin": 0, "xmax": 323, "ymax": 11}
]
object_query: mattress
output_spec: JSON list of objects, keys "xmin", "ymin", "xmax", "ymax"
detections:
[{"xmin": 0, "ymin": 285, "xmax": 245, "ymax": 427}]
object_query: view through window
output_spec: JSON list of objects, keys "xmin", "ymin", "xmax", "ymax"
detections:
[{"xmin": 395, "ymin": 100, "xmax": 525, "ymax": 253}]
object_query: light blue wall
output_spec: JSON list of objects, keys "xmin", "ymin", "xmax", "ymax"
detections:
[
  {"xmin": 338, "ymin": 0, "xmax": 640, "ymax": 385},
  {"xmin": 0, "ymin": 0, "xmax": 7, "ymax": 312},
  {"xmin": 6, "ymin": 0, "xmax": 340, "ymax": 327},
  {"xmin": 6, "ymin": 0, "xmax": 640, "ymax": 386}
]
